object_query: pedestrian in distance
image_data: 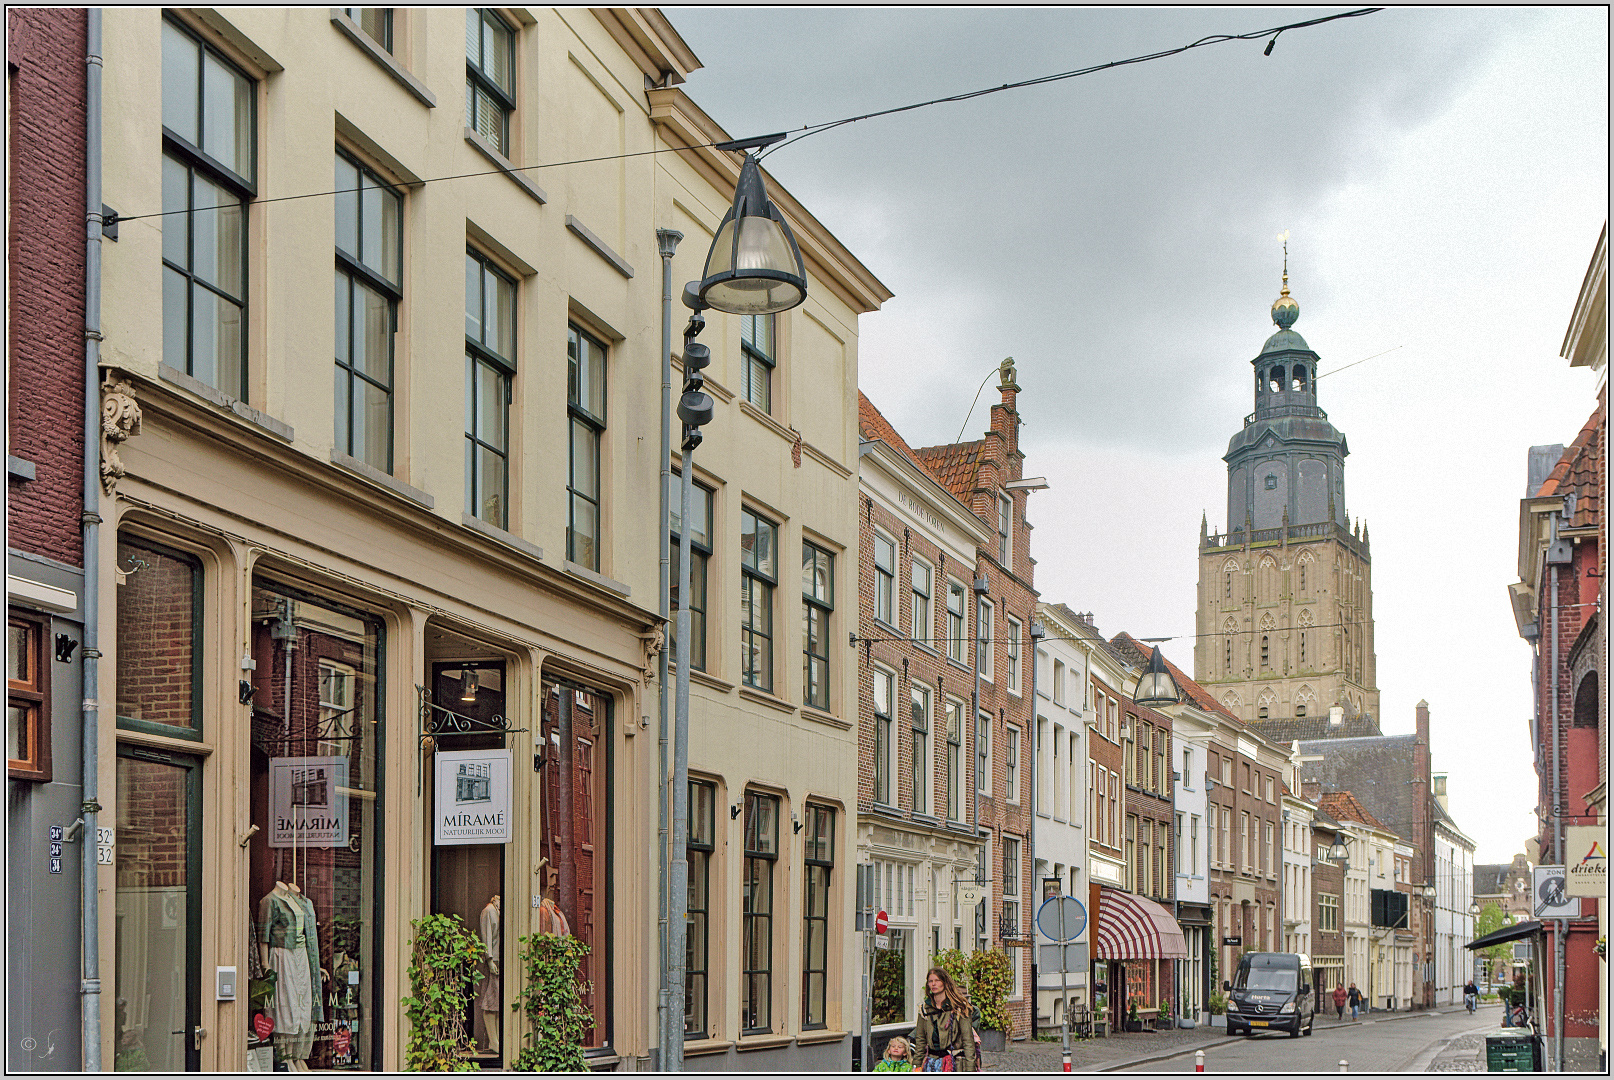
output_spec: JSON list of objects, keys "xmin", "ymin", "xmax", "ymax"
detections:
[
  {"xmin": 875, "ymin": 1035, "xmax": 917, "ymax": 1072},
  {"xmin": 1332, "ymin": 983, "xmax": 1348, "ymax": 1020},
  {"xmin": 1463, "ymin": 980, "xmax": 1478, "ymax": 1014},
  {"xmin": 911, "ymin": 967, "xmax": 979, "ymax": 1072},
  {"xmin": 1347, "ymin": 983, "xmax": 1362, "ymax": 1022}
]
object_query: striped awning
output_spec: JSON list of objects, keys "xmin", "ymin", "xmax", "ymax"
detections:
[{"xmin": 1095, "ymin": 886, "xmax": 1188, "ymax": 960}]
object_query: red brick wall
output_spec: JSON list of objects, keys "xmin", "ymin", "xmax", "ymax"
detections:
[
  {"xmin": 6, "ymin": 8, "xmax": 87, "ymax": 567},
  {"xmin": 115, "ymin": 539, "xmax": 197, "ymax": 728}
]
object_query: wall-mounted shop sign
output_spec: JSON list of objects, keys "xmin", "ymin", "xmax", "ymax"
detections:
[
  {"xmin": 434, "ymin": 749, "xmax": 512, "ymax": 845},
  {"xmin": 1222, "ymin": 935, "xmax": 1242, "ymax": 947},
  {"xmin": 1565, "ymin": 826, "xmax": 1607, "ymax": 897},
  {"xmin": 269, "ymin": 756, "xmax": 349, "ymax": 848}
]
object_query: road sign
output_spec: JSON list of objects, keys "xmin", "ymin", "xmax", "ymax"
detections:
[
  {"xmin": 1036, "ymin": 895, "xmax": 1087, "ymax": 944},
  {"xmin": 875, "ymin": 934, "xmax": 891, "ymax": 950},
  {"xmin": 875, "ymin": 909, "xmax": 889, "ymax": 934},
  {"xmin": 1532, "ymin": 866, "xmax": 1582, "ymax": 919}
]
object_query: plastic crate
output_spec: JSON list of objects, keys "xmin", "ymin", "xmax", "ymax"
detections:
[{"xmin": 1486, "ymin": 1029, "xmax": 1537, "ymax": 1072}]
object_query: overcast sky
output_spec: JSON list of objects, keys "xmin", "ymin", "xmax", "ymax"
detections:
[{"xmin": 669, "ymin": 6, "xmax": 1607, "ymax": 865}]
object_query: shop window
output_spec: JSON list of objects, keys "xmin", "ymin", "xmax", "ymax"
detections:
[
  {"xmin": 742, "ymin": 790, "xmax": 780, "ymax": 1033},
  {"xmin": 801, "ymin": 804, "xmax": 835, "ymax": 1029},
  {"xmin": 246, "ymin": 581, "xmax": 383, "ymax": 1070},
  {"xmin": 540, "ymin": 679, "xmax": 611, "ymax": 1047},
  {"xmin": 117, "ymin": 536, "xmax": 202, "ymax": 739},
  {"xmin": 686, "ymin": 780, "xmax": 715, "ymax": 1038},
  {"xmin": 8, "ymin": 611, "xmax": 51, "ymax": 781}
]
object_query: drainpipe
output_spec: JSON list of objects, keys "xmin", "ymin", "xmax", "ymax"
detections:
[
  {"xmin": 1550, "ymin": 560, "xmax": 1563, "ymax": 1072},
  {"xmin": 1027, "ymin": 620, "xmax": 1044, "ymax": 1023},
  {"xmin": 80, "ymin": 9, "xmax": 105, "ymax": 1069},
  {"xmin": 654, "ymin": 228, "xmax": 681, "ymax": 1069}
]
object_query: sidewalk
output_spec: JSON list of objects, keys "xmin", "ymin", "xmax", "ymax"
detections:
[{"xmin": 979, "ymin": 1003, "xmax": 1490, "ymax": 1072}]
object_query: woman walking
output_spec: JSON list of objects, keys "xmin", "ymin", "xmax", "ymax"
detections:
[
  {"xmin": 1347, "ymin": 983, "xmax": 1362, "ymax": 1022},
  {"xmin": 1332, "ymin": 983, "xmax": 1347, "ymax": 1020},
  {"xmin": 911, "ymin": 967, "xmax": 979, "ymax": 1072}
]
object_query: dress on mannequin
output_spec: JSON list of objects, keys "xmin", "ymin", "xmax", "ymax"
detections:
[
  {"xmin": 479, "ymin": 896, "xmax": 502, "ymax": 1053},
  {"xmin": 258, "ymin": 882, "xmax": 324, "ymax": 1070}
]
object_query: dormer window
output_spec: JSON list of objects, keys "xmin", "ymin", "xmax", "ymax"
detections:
[{"xmin": 1264, "ymin": 474, "xmax": 1278, "ymax": 490}]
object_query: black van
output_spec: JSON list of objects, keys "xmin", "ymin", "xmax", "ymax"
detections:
[{"xmin": 1226, "ymin": 952, "xmax": 1316, "ymax": 1037}]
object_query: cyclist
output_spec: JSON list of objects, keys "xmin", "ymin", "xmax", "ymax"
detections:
[{"xmin": 1463, "ymin": 980, "xmax": 1478, "ymax": 1013}]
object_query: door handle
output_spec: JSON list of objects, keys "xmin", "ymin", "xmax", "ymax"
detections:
[{"xmin": 191, "ymin": 1026, "xmax": 207, "ymax": 1050}]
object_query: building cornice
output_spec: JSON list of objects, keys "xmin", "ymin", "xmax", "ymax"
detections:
[
  {"xmin": 861, "ymin": 442, "xmax": 992, "ymax": 550},
  {"xmin": 590, "ymin": 7, "xmax": 701, "ymax": 85}
]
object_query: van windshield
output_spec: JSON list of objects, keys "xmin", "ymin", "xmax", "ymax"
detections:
[{"xmin": 1235, "ymin": 966, "xmax": 1297, "ymax": 992}]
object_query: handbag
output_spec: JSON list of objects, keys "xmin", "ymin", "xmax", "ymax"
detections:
[{"xmin": 922, "ymin": 1052, "xmax": 955, "ymax": 1072}]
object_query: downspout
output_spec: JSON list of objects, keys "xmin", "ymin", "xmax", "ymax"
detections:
[
  {"xmin": 653, "ymin": 228, "xmax": 681, "ymax": 1069},
  {"xmin": 1027, "ymin": 620, "xmax": 1044, "ymax": 1025},
  {"xmin": 1551, "ymin": 560, "xmax": 1564, "ymax": 1072},
  {"xmin": 80, "ymin": 9, "xmax": 105, "ymax": 1070}
]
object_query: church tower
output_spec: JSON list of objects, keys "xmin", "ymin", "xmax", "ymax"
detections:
[{"xmin": 1192, "ymin": 251, "xmax": 1382, "ymax": 734}]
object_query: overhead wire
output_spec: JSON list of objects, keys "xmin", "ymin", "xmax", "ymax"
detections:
[{"xmin": 111, "ymin": 7, "xmax": 1382, "ymax": 224}]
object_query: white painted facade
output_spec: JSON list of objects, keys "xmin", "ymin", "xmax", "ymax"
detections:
[
  {"xmin": 1282, "ymin": 788, "xmax": 1314, "ymax": 960},
  {"xmin": 1432, "ymin": 817, "xmax": 1476, "ymax": 1006},
  {"xmin": 1032, "ymin": 603, "xmax": 1092, "ymax": 1030}
]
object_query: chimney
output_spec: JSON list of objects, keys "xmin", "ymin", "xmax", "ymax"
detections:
[
  {"xmin": 1416, "ymin": 699, "xmax": 1430, "ymax": 747},
  {"xmin": 1415, "ymin": 700, "xmax": 1433, "ymax": 880},
  {"xmin": 1432, "ymin": 773, "xmax": 1449, "ymax": 812},
  {"xmin": 1302, "ymin": 779, "xmax": 1322, "ymax": 803},
  {"xmin": 1328, "ymin": 705, "xmax": 1343, "ymax": 727}
]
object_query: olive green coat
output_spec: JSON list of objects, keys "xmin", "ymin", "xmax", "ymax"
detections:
[{"xmin": 909, "ymin": 997, "xmax": 979, "ymax": 1072}]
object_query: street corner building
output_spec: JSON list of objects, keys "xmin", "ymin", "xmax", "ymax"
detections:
[{"xmin": 7, "ymin": 7, "xmax": 890, "ymax": 1072}]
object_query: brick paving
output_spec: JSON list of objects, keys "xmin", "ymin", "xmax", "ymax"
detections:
[
  {"xmin": 982, "ymin": 1026, "xmax": 1225, "ymax": 1072},
  {"xmin": 1426, "ymin": 1032, "xmax": 1486, "ymax": 1072}
]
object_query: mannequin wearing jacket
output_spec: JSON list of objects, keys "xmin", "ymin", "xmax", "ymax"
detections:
[
  {"xmin": 258, "ymin": 882, "xmax": 324, "ymax": 1070},
  {"xmin": 479, "ymin": 896, "xmax": 502, "ymax": 1053}
]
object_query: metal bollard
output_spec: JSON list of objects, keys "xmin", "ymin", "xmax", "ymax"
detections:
[
  {"xmin": 1338, "ymin": 1060, "xmax": 1348, "ymax": 1072},
  {"xmin": 1195, "ymin": 1049, "xmax": 1205, "ymax": 1072}
]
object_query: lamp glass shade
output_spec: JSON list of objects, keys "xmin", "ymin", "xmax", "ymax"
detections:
[
  {"xmin": 1330, "ymin": 843, "xmax": 1349, "ymax": 860},
  {"xmin": 697, "ymin": 156, "xmax": 807, "ymax": 315},
  {"xmin": 1132, "ymin": 646, "xmax": 1180, "ymax": 708}
]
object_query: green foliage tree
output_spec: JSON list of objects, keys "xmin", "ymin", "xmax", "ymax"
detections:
[
  {"xmin": 401, "ymin": 913, "xmax": 487, "ymax": 1071},
  {"xmin": 1473, "ymin": 902, "xmax": 1515, "ymax": 981},
  {"xmin": 872, "ymin": 947, "xmax": 908, "ymax": 1024},
  {"xmin": 966, "ymin": 949, "xmax": 1013, "ymax": 1033},
  {"xmin": 931, "ymin": 947, "xmax": 972, "ymax": 999},
  {"xmin": 510, "ymin": 932, "xmax": 593, "ymax": 1072}
]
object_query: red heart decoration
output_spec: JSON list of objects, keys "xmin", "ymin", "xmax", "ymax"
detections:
[
  {"xmin": 254, "ymin": 1013, "xmax": 274, "ymax": 1041},
  {"xmin": 334, "ymin": 1028, "xmax": 351, "ymax": 1057}
]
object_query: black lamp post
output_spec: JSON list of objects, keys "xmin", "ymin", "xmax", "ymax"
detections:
[
  {"xmin": 1132, "ymin": 645, "xmax": 1182, "ymax": 709},
  {"xmin": 667, "ymin": 149, "xmax": 806, "ymax": 1072}
]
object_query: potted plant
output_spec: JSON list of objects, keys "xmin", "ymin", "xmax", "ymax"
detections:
[
  {"xmin": 511, "ymin": 931, "xmax": 592, "ymax": 1072},
  {"xmin": 967, "ymin": 949, "xmax": 1013, "ymax": 1052},
  {"xmin": 400, "ymin": 913, "xmax": 487, "ymax": 1071},
  {"xmin": 1125, "ymin": 995, "xmax": 1143, "ymax": 1033},
  {"xmin": 1156, "ymin": 998, "xmax": 1175, "ymax": 1029},
  {"xmin": 1207, "ymin": 990, "xmax": 1228, "ymax": 1029}
]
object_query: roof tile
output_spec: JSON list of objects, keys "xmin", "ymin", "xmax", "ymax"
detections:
[{"xmin": 1318, "ymin": 791, "xmax": 1395, "ymax": 836}]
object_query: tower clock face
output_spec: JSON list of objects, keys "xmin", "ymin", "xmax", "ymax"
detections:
[{"xmin": 1514, "ymin": 879, "xmax": 1526, "ymax": 894}]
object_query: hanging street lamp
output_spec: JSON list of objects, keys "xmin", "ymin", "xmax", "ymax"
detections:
[
  {"xmin": 1132, "ymin": 644, "xmax": 1182, "ymax": 708},
  {"xmin": 695, "ymin": 148, "xmax": 808, "ymax": 316}
]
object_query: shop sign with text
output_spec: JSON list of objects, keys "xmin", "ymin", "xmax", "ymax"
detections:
[
  {"xmin": 435, "ymin": 749, "xmax": 512, "ymax": 845},
  {"xmin": 269, "ymin": 756, "xmax": 349, "ymax": 848},
  {"xmin": 1565, "ymin": 826, "xmax": 1607, "ymax": 897}
]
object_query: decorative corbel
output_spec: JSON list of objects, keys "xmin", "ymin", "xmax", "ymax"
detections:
[
  {"xmin": 99, "ymin": 372, "xmax": 142, "ymax": 495},
  {"xmin": 639, "ymin": 626, "xmax": 666, "ymax": 684}
]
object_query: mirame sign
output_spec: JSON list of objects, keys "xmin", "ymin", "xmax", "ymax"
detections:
[
  {"xmin": 269, "ymin": 756, "xmax": 349, "ymax": 848},
  {"xmin": 434, "ymin": 749, "xmax": 512, "ymax": 845}
]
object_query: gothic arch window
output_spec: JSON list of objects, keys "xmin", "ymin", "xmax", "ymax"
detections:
[
  {"xmin": 1222, "ymin": 557, "xmax": 1240, "ymax": 603},
  {"xmin": 1223, "ymin": 618, "xmax": 1237, "ymax": 674},
  {"xmin": 1221, "ymin": 692, "xmax": 1241, "ymax": 713},
  {"xmin": 1258, "ymin": 555, "xmax": 1278, "ymax": 597},
  {"xmin": 1257, "ymin": 686, "xmax": 1277, "ymax": 720},
  {"xmin": 1295, "ymin": 685, "xmax": 1317, "ymax": 719},
  {"xmin": 1259, "ymin": 612, "xmax": 1276, "ymax": 631},
  {"xmin": 1297, "ymin": 552, "xmax": 1313, "ymax": 594},
  {"xmin": 1573, "ymin": 673, "xmax": 1599, "ymax": 728},
  {"xmin": 1297, "ymin": 609, "xmax": 1314, "ymax": 627},
  {"xmin": 1260, "ymin": 635, "xmax": 1270, "ymax": 668}
]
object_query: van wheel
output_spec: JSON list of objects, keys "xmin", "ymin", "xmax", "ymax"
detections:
[{"xmin": 1289, "ymin": 1019, "xmax": 1301, "ymax": 1038}]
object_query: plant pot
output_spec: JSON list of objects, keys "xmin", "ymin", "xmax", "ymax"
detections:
[
  {"xmin": 977, "ymin": 1027, "xmax": 1007, "ymax": 1052},
  {"xmin": 1124, "ymin": 1021, "xmax": 1143, "ymax": 1033},
  {"xmin": 1157, "ymin": 1016, "xmax": 1175, "ymax": 1030}
]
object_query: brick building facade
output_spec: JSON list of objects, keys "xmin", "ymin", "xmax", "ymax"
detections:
[{"xmin": 7, "ymin": 7, "xmax": 90, "ymax": 1070}]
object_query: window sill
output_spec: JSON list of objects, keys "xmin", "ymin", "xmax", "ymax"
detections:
[
  {"xmin": 330, "ymin": 450, "xmax": 433, "ymax": 508},
  {"xmin": 566, "ymin": 214, "xmax": 634, "ymax": 279},
  {"xmin": 7, "ymin": 454, "xmax": 36, "ymax": 481},
  {"xmin": 564, "ymin": 560, "xmax": 631, "ymax": 598},
  {"xmin": 681, "ymin": 1038, "xmax": 733, "ymax": 1058},
  {"xmin": 800, "ymin": 705, "xmax": 850, "ymax": 730},
  {"xmin": 869, "ymin": 802, "xmax": 906, "ymax": 821},
  {"xmin": 910, "ymin": 811, "xmax": 943, "ymax": 827},
  {"xmin": 738, "ymin": 685, "xmax": 797, "ymax": 715},
  {"xmin": 797, "ymin": 1029, "xmax": 847, "ymax": 1046},
  {"xmin": 735, "ymin": 1034, "xmax": 794, "ymax": 1052},
  {"xmin": 461, "ymin": 513, "xmax": 543, "ymax": 562},
  {"xmin": 463, "ymin": 127, "xmax": 547, "ymax": 204},
  {"xmin": 946, "ymin": 657, "xmax": 973, "ymax": 676},
  {"xmin": 158, "ymin": 364, "xmax": 294, "ymax": 442},
  {"xmin": 329, "ymin": 10, "xmax": 436, "ymax": 106},
  {"xmin": 690, "ymin": 669, "xmax": 734, "ymax": 694}
]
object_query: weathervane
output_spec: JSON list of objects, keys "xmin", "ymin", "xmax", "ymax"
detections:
[{"xmin": 1277, "ymin": 230, "xmax": 1290, "ymax": 295}]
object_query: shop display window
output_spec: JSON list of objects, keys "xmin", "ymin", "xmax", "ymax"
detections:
[
  {"xmin": 245, "ymin": 581, "xmax": 383, "ymax": 1072},
  {"xmin": 116, "ymin": 536, "xmax": 202, "ymax": 738}
]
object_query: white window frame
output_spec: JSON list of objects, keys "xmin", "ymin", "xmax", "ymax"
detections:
[
  {"xmin": 871, "ymin": 666, "xmax": 896, "ymax": 806},
  {"xmin": 1051, "ymin": 658, "xmax": 1064, "ymax": 705},
  {"xmin": 910, "ymin": 558, "xmax": 933, "ymax": 646},
  {"xmin": 976, "ymin": 717, "xmax": 991, "ymax": 796},
  {"xmin": 997, "ymin": 493, "xmax": 1013, "ymax": 569},
  {"xmin": 1006, "ymin": 725, "xmax": 1020, "ymax": 803},
  {"xmin": 976, "ymin": 597, "xmax": 994, "ymax": 682},
  {"xmin": 873, "ymin": 532, "xmax": 897, "ymax": 627},
  {"xmin": 945, "ymin": 579, "xmax": 968, "ymax": 664},
  {"xmin": 1005, "ymin": 617, "xmax": 1022, "ymax": 694}
]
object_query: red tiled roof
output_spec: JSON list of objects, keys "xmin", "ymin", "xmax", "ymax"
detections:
[
  {"xmin": 859, "ymin": 391, "xmax": 934, "ymax": 478},
  {"xmin": 1535, "ymin": 399, "xmax": 1604, "ymax": 532},
  {"xmin": 1318, "ymin": 791, "xmax": 1395, "ymax": 836},
  {"xmin": 913, "ymin": 440, "xmax": 984, "ymax": 504},
  {"xmin": 1110, "ymin": 631, "xmax": 1243, "ymax": 726}
]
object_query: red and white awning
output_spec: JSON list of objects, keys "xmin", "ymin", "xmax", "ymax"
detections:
[{"xmin": 1095, "ymin": 886, "xmax": 1188, "ymax": 960}]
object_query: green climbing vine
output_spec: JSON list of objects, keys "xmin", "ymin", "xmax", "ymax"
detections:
[
  {"xmin": 511, "ymin": 933, "xmax": 593, "ymax": 1072},
  {"xmin": 401, "ymin": 913, "xmax": 487, "ymax": 1072}
]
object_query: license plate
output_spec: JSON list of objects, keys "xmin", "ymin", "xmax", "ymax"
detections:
[{"xmin": 1250, "ymin": 1020, "xmax": 1269, "ymax": 1027}]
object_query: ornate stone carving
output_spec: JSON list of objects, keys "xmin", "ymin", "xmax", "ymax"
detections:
[
  {"xmin": 640, "ymin": 626, "xmax": 665, "ymax": 685},
  {"xmin": 100, "ymin": 373, "xmax": 142, "ymax": 495}
]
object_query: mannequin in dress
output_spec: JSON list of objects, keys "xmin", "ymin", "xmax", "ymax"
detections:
[
  {"xmin": 479, "ymin": 896, "xmax": 502, "ymax": 1053},
  {"xmin": 258, "ymin": 881, "xmax": 323, "ymax": 1071}
]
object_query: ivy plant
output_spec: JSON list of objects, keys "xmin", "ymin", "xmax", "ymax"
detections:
[
  {"xmin": 511, "ymin": 932, "xmax": 593, "ymax": 1072},
  {"xmin": 931, "ymin": 947, "xmax": 973, "ymax": 1000},
  {"xmin": 966, "ymin": 949, "xmax": 1013, "ymax": 1033},
  {"xmin": 401, "ymin": 913, "xmax": 487, "ymax": 1072}
]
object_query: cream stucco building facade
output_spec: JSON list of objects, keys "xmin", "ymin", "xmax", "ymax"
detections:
[{"xmin": 92, "ymin": 7, "xmax": 886, "ymax": 1072}]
